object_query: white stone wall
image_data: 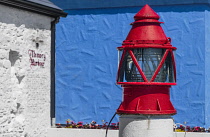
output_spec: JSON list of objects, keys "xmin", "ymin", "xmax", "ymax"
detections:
[{"xmin": 0, "ymin": 4, "xmax": 53, "ymax": 137}]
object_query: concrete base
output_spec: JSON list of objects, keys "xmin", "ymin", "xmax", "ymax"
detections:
[{"xmin": 119, "ymin": 115, "xmax": 174, "ymax": 137}]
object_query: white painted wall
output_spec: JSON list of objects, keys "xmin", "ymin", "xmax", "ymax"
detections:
[
  {"xmin": 0, "ymin": 4, "xmax": 52, "ymax": 29},
  {"xmin": 47, "ymin": 128, "xmax": 118, "ymax": 137},
  {"xmin": 47, "ymin": 129, "xmax": 210, "ymax": 137},
  {"xmin": 0, "ymin": 4, "xmax": 53, "ymax": 137}
]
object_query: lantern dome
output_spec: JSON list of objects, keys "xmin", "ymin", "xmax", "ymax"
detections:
[{"xmin": 124, "ymin": 4, "xmax": 169, "ymax": 45}]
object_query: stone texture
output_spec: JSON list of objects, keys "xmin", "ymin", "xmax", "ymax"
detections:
[{"xmin": 0, "ymin": 4, "xmax": 52, "ymax": 137}]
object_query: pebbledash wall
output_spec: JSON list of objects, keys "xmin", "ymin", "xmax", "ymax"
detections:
[
  {"xmin": 52, "ymin": 0, "xmax": 210, "ymax": 128},
  {"xmin": 0, "ymin": 4, "xmax": 52, "ymax": 137}
]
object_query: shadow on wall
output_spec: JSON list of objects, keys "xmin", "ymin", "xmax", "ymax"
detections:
[{"xmin": 9, "ymin": 50, "xmax": 25, "ymax": 84}]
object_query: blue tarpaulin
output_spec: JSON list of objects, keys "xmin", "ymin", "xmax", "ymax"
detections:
[{"xmin": 54, "ymin": 2, "xmax": 210, "ymax": 128}]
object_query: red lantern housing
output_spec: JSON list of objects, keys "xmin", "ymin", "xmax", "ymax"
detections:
[{"xmin": 116, "ymin": 4, "xmax": 177, "ymax": 115}]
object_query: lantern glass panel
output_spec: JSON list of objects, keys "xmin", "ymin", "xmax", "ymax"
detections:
[
  {"xmin": 118, "ymin": 49, "xmax": 123, "ymax": 65},
  {"xmin": 117, "ymin": 48, "xmax": 175, "ymax": 83},
  {"xmin": 118, "ymin": 51, "xmax": 143, "ymax": 82},
  {"xmin": 132, "ymin": 48, "xmax": 165, "ymax": 81},
  {"xmin": 154, "ymin": 51, "xmax": 175, "ymax": 83}
]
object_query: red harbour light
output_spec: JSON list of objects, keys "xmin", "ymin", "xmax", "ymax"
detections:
[{"xmin": 116, "ymin": 4, "xmax": 177, "ymax": 115}]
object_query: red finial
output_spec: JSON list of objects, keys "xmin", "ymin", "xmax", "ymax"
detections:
[{"xmin": 134, "ymin": 4, "xmax": 160, "ymax": 21}]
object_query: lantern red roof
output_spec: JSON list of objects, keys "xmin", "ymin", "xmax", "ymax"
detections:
[{"xmin": 123, "ymin": 4, "xmax": 172, "ymax": 46}]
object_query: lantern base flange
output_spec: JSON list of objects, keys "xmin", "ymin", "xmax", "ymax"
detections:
[{"xmin": 117, "ymin": 85, "xmax": 176, "ymax": 115}]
